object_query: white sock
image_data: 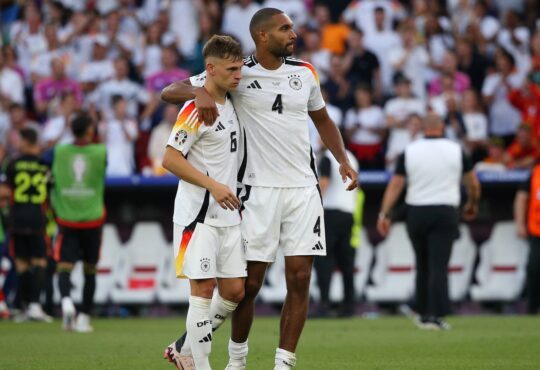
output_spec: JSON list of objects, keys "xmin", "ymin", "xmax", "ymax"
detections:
[
  {"xmin": 274, "ymin": 348, "xmax": 296, "ymax": 369},
  {"xmin": 228, "ymin": 338, "xmax": 248, "ymax": 365},
  {"xmin": 186, "ymin": 296, "xmax": 212, "ymax": 370},
  {"xmin": 181, "ymin": 294, "xmax": 238, "ymax": 355}
]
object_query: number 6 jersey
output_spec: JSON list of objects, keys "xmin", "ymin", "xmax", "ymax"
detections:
[
  {"xmin": 190, "ymin": 56, "xmax": 326, "ymax": 188},
  {"xmin": 167, "ymin": 98, "xmax": 241, "ymax": 227}
]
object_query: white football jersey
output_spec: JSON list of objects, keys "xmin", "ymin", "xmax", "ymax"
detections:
[
  {"xmin": 190, "ymin": 55, "xmax": 326, "ymax": 187},
  {"xmin": 167, "ymin": 98, "xmax": 241, "ymax": 227}
]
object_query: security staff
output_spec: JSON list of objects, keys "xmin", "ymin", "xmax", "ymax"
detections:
[
  {"xmin": 514, "ymin": 167, "xmax": 540, "ymax": 314},
  {"xmin": 377, "ymin": 114, "xmax": 480, "ymax": 330}
]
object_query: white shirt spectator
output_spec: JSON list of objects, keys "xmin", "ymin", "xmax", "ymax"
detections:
[
  {"xmin": 93, "ymin": 78, "xmax": 150, "ymax": 120},
  {"xmin": 79, "ymin": 59, "xmax": 115, "ymax": 83},
  {"xmin": 222, "ymin": 1, "xmax": 261, "ymax": 54},
  {"xmin": 463, "ymin": 112, "xmax": 488, "ymax": 141},
  {"xmin": 482, "ymin": 72, "xmax": 523, "ymax": 136},
  {"xmin": 343, "ymin": 0, "xmax": 404, "ymax": 35},
  {"xmin": 389, "ymin": 45, "xmax": 430, "ymax": 101},
  {"xmin": 344, "ymin": 105, "xmax": 386, "ymax": 145},
  {"xmin": 99, "ymin": 118, "xmax": 138, "ymax": 176},
  {"xmin": 169, "ymin": 0, "xmax": 199, "ymax": 58},
  {"xmin": 148, "ymin": 120, "xmax": 172, "ymax": 166},
  {"xmin": 263, "ymin": 0, "xmax": 307, "ymax": 28},
  {"xmin": 0, "ymin": 67, "xmax": 24, "ymax": 104},
  {"xmin": 42, "ymin": 115, "xmax": 74, "ymax": 146},
  {"xmin": 364, "ymin": 30, "xmax": 401, "ymax": 93}
]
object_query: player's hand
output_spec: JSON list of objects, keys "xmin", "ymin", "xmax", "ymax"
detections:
[
  {"xmin": 462, "ymin": 202, "xmax": 478, "ymax": 221},
  {"xmin": 377, "ymin": 215, "xmax": 391, "ymax": 237},
  {"xmin": 194, "ymin": 87, "xmax": 219, "ymax": 126},
  {"xmin": 339, "ymin": 161, "xmax": 359, "ymax": 191},
  {"xmin": 208, "ymin": 181, "xmax": 241, "ymax": 210},
  {"xmin": 516, "ymin": 223, "xmax": 528, "ymax": 239}
]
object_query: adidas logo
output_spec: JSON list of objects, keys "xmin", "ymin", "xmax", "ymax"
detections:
[
  {"xmin": 199, "ymin": 333, "xmax": 212, "ymax": 343},
  {"xmin": 312, "ymin": 241, "xmax": 324, "ymax": 251},
  {"xmin": 215, "ymin": 122, "xmax": 226, "ymax": 131},
  {"xmin": 247, "ymin": 80, "xmax": 262, "ymax": 89}
]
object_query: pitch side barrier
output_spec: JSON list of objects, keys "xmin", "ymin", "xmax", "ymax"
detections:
[{"xmin": 69, "ymin": 170, "xmax": 525, "ymax": 305}]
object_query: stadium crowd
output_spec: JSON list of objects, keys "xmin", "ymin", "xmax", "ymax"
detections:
[{"xmin": 0, "ymin": 0, "xmax": 539, "ymax": 175}]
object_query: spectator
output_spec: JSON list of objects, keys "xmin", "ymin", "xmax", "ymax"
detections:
[
  {"xmin": 79, "ymin": 35, "xmax": 116, "ymax": 91},
  {"xmin": 99, "ymin": 95, "xmax": 138, "ymax": 176},
  {"xmin": 504, "ymin": 124, "xmax": 539, "ymax": 170},
  {"xmin": 300, "ymin": 29, "xmax": 331, "ymax": 84},
  {"xmin": 263, "ymin": 0, "xmax": 307, "ymax": 29},
  {"xmin": 531, "ymin": 31, "xmax": 540, "ymax": 71},
  {"xmin": 0, "ymin": 50, "xmax": 25, "ymax": 106},
  {"xmin": 222, "ymin": 0, "xmax": 261, "ymax": 54},
  {"xmin": 472, "ymin": 0, "xmax": 500, "ymax": 56},
  {"xmin": 508, "ymin": 70, "xmax": 540, "ymax": 139},
  {"xmin": 134, "ymin": 22, "xmax": 167, "ymax": 79},
  {"xmin": 33, "ymin": 57, "xmax": 83, "ymax": 117},
  {"xmin": 389, "ymin": 22, "xmax": 430, "ymax": 101},
  {"xmin": 344, "ymin": 28, "xmax": 381, "ymax": 99},
  {"xmin": 344, "ymin": 84, "xmax": 386, "ymax": 169},
  {"xmin": 362, "ymin": 6, "xmax": 401, "ymax": 95},
  {"xmin": 322, "ymin": 54, "xmax": 354, "ymax": 110},
  {"xmin": 1, "ymin": 45, "xmax": 25, "ymax": 82},
  {"xmin": 456, "ymin": 37, "xmax": 488, "ymax": 93},
  {"xmin": 148, "ymin": 104, "xmax": 178, "ymax": 176},
  {"xmin": 482, "ymin": 47, "xmax": 523, "ymax": 144},
  {"xmin": 343, "ymin": 0, "xmax": 405, "ymax": 35},
  {"xmin": 386, "ymin": 113, "xmax": 423, "ymax": 171},
  {"xmin": 497, "ymin": 10, "xmax": 531, "ymax": 77},
  {"xmin": 5, "ymin": 104, "xmax": 40, "ymax": 157},
  {"xmin": 429, "ymin": 51, "xmax": 471, "ymax": 97},
  {"xmin": 42, "ymin": 92, "xmax": 79, "ymax": 149},
  {"xmin": 30, "ymin": 23, "xmax": 74, "ymax": 82},
  {"xmin": 145, "ymin": 46, "xmax": 190, "ymax": 94},
  {"xmin": 474, "ymin": 137, "xmax": 506, "ymax": 171},
  {"xmin": 314, "ymin": 3, "xmax": 350, "ymax": 55},
  {"xmin": 462, "ymin": 89, "xmax": 488, "ymax": 162}
]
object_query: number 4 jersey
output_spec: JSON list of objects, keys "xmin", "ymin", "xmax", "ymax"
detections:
[
  {"xmin": 168, "ymin": 98, "xmax": 241, "ymax": 227},
  {"xmin": 4, "ymin": 154, "xmax": 49, "ymax": 233},
  {"xmin": 190, "ymin": 56, "xmax": 326, "ymax": 188}
]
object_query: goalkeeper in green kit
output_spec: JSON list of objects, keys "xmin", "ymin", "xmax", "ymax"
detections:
[{"xmin": 50, "ymin": 113, "xmax": 106, "ymax": 333}]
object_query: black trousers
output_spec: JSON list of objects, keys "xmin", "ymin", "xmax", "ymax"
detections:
[
  {"xmin": 406, "ymin": 205, "xmax": 458, "ymax": 318},
  {"xmin": 314, "ymin": 210, "xmax": 355, "ymax": 305},
  {"xmin": 527, "ymin": 237, "xmax": 540, "ymax": 314}
]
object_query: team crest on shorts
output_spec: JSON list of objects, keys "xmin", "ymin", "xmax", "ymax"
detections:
[
  {"xmin": 175, "ymin": 129, "xmax": 188, "ymax": 145},
  {"xmin": 288, "ymin": 74, "xmax": 302, "ymax": 90},
  {"xmin": 200, "ymin": 258, "xmax": 211, "ymax": 272}
]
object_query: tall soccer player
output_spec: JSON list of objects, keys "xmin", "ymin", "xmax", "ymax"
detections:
[
  {"xmin": 51, "ymin": 113, "xmax": 106, "ymax": 333},
  {"xmin": 161, "ymin": 8, "xmax": 358, "ymax": 370},
  {"xmin": 3, "ymin": 128, "xmax": 51, "ymax": 322},
  {"xmin": 162, "ymin": 35, "xmax": 246, "ymax": 370}
]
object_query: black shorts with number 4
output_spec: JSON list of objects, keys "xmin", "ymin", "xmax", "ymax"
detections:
[{"xmin": 54, "ymin": 226, "xmax": 103, "ymax": 264}]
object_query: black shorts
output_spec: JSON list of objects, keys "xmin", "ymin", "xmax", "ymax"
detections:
[
  {"xmin": 9, "ymin": 233, "xmax": 48, "ymax": 260},
  {"xmin": 54, "ymin": 226, "xmax": 103, "ymax": 265}
]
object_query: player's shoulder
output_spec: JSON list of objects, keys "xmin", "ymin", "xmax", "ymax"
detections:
[
  {"xmin": 174, "ymin": 100, "xmax": 202, "ymax": 133},
  {"xmin": 283, "ymin": 57, "xmax": 319, "ymax": 81},
  {"xmin": 243, "ymin": 55, "xmax": 258, "ymax": 68}
]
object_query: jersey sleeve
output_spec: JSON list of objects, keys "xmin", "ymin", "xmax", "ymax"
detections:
[
  {"xmin": 166, "ymin": 101, "xmax": 203, "ymax": 156},
  {"xmin": 308, "ymin": 75, "xmax": 326, "ymax": 112},
  {"xmin": 189, "ymin": 72, "xmax": 207, "ymax": 87}
]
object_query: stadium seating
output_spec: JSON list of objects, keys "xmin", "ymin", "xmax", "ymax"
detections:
[
  {"xmin": 111, "ymin": 223, "xmax": 169, "ymax": 304},
  {"xmin": 470, "ymin": 222, "xmax": 529, "ymax": 301},
  {"xmin": 156, "ymin": 242, "xmax": 191, "ymax": 304},
  {"xmin": 94, "ymin": 225, "xmax": 124, "ymax": 304},
  {"xmin": 448, "ymin": 225, "xmax": 476, "ymax": 301},
  {"xmin": 366, "ymin": 223, "xmax": 416, "ymax": 302}
]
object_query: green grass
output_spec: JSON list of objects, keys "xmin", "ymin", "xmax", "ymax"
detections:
[{"xmin": 1, "ymin": 316, "xmax": 540, "ymax": 369}]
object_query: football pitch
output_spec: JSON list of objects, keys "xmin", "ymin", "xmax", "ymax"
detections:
[{"xmin": 1, "ymin": 316, "xmax": 539, "ymax": 369}]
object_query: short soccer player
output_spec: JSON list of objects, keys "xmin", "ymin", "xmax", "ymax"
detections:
[
  {"xmin": 4, "ymin": 128, "xmax": 51, "ymax": 322},
  {"xmin": 162, "ymin": 8, "xmax": 358, "ymax": 370},
  {"xmin": 162, "ymin": 35, "xmax": 245, "ymax": 370},
  {"xmin": 51, "ymin": 113, "xmax": 107, "ymax": 332}
]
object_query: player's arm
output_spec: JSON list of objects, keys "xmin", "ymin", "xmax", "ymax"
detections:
[
  {"xmin": 377, "ymin": 174, "xmax": 406, "ymax": 237},
  {"xmin": 514, "ymin": 189, "xmax": 529, "ymax": 238},
  {"xmin": 310, "ymin": 108, "xmax": 358, "ymax": 191},
  {"xmin": 160, "ymin": 78, "xmax": 218, "ymax": 125},
  {"xmin": 162, "ymin": 146, "xmax": 240, "ymax": 210},
  {"xmin": 462, "ymin": 170, "xmax": 481, "ymax": 221}
]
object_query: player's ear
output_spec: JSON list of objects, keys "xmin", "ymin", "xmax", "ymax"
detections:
[{"xmin": 206, "ymin": 62, "xmax": 215, "ymax": 76}]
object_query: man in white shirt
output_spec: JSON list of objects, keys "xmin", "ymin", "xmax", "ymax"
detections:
[
  {"xmin": 222, "ymin": 0, "xmax": 261, "ymax": 54},
  {"xmin": 42, "ymin": 92, "xmax": 78, "ymax": 149},
  {"xmin": 0, "ymin": 51, "xmax": 24, "ymax": 105},
  {"xmin": 162, "ymin": 8, "xmax": 358, "ymax": 370}
]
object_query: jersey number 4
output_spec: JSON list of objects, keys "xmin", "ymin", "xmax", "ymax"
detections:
[{"xmin": 272, "ymin": 94, "xmax": 283, "ymax": 114}]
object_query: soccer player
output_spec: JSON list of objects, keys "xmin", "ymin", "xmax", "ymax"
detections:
[
  {"xmin": 2, "ymin": 128, "xmax": 51, "ymax": 322},
  {"xmin": 51, "ymin": 113, "xmax": 107, "ymax": 332},
  {"xmin": 162, "ymin": 35, "xmax": 245, "ymax": 370},
  {"xmin": 161, "ymin": 8, "xmax": 358, "ymax": 370}
]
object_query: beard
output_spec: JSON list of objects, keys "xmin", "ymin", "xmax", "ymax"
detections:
[{"xmin": 269, "ymin": 40, "xmax": 294, "ymax": 57}]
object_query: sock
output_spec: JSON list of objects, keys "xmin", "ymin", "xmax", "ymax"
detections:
[
  {"xmin": 274, "ymin": 348, "xmax": 296, "ymax": 369},
  {"xmin": 180, "ymin": 294, "xmax": 238, "ymax": 355},
  {"xmin": 58, "ymin": 271, "xmax": 72, "ymax": 298},
  {"xmin": 186, "ymin": 296, "xmax": 212, "ymax": 370},
  {"xmin": 29, "ymin": 266, "xmax": 46, "ymax": 304},
  {"xmin": 15, "ymin": 270, "xmax": 32, "ymax": 308},
  {"xmin": 228, "ymin": 339, "xmax": 248, "ymax": 365},
  {"xmin": 81, "ymin": 272, "xmax": 96, "ymax": 314}
]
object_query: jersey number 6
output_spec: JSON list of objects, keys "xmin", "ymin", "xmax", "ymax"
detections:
[{"xmin": 230, "ymin": 131, "xmax": 237, "ymax": 152}]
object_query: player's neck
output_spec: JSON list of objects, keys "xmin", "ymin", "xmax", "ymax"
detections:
[
  {"xmin": 255, "ymin": 49, "xmax": 283, "ymax": 70},
  {"xmin": 204, "ymin": 80, "xmax": 227, "ymax": 105}
]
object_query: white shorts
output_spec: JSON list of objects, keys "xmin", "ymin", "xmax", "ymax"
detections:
[
  {"xmin": 173, "ymin": 223, "xmax": 247, "ymax": 279},
  {"xmin": 239, "ymin": 185, "xmax": 326, "ymax": 262}
]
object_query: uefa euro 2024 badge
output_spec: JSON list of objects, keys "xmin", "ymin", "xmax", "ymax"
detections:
[{"xmin": 175, "ymin": 129, "xmax": 188, "ymax": 145}]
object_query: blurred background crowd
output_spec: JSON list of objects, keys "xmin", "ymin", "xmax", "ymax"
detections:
[{"xmin": 1, "ymin": 0, "xmax": 540, "ymax": 176}]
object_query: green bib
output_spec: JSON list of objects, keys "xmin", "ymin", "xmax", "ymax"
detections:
[{"xmin": 51, "ymin": 144, "xmax": 106, "ymax": 222}]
